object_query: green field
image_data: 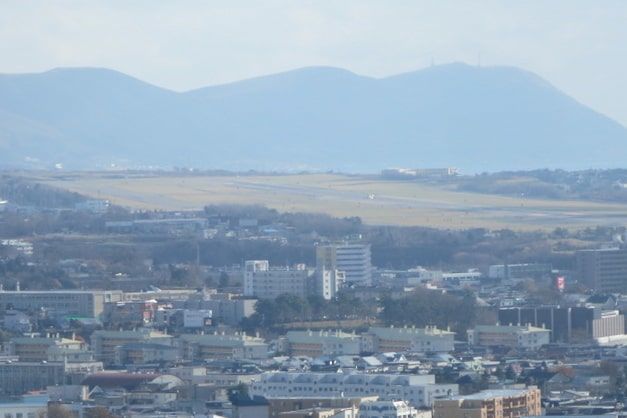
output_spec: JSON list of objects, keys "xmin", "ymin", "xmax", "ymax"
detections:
[{"xmin": 33, "ymin": 172, "xmax": 627, "ymax": 230}]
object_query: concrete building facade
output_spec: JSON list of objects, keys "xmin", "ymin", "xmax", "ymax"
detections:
[
  {"xmin": 467, "ymin": 325, "xmax": 550, "ymax": 350},
  {"xmin": 433, "ymin": 387, "xmax": 541, "ymax": 418},
  {"xmin": 362, "ymin": 326, "xmax": 455, "ymax": 354},
  {"xmin": 251, "ymin": 372, "xmax": 458, "ymax": 408},
  {"xmin": 0, "ymin": 290, "xmax": 123, "ymax": 319},
  {"xmin": 244, "ymin": 260, "xmax": 311, "ymax": 300},
  {"xmin": 317, "ymin": 243, "xmax": 372, "ymax": 286},
  {"xmin": 576, "ymin": 248, "xmax": 627, "ymax": 293},
  {"xmin": 498, "ymin": 306, "xmax": 625, "ymax": 343},
  {"xmin": 7, "ymin": 335, "xmax": 85, "ymax": 362},
  {"xmin": 358, "ymin": 400, "xmax": 425, "ymax": 418},
  {"xmin": 0, "ymin": 362, "xmax": 65, "ymax": 395},
  {"xmin": 178, "ymin": 333, "xmax": 268, "ymax": 361},
  {"xmin": 91, "ymin": 329, "xmax": 173, "ymax": 365},
  {"xmin": 281, "ymin": 330, "xmax": 362, "ymax": 357}
]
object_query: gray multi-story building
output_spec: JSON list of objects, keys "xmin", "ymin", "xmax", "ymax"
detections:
[
  {"xmin": 178, "ymin": 333, "xmax": 268, "ymax": 361},
  {"xmin": 244, "ymin": 260, "xmax": 312, "ymax": 300},
  {"xmin": 0, "ymin": 290, "xmax": 123, "ymax": 319},
  {"xmin": 243, "ymin": 260, "xmax": 342, "ymax": 300},
  {"xmin": 0, "ymin": 361, "xmax": 65, "ymax": 395},
  {"xmin": 316, "ymin": 243, "xmax": 372, "ymax": 286},
  {"xmin": 91, "ymin": 329, "xmax": 173, "ymax": 365},
  {"xmin": 498, "ymin": 306, "xmax": 625, "ymax": 343},
  {"xmin": 488, "ymin": 263, "xmax": 552, "ymax": 280},
  {"xmin": 180, "ymin": 293, "xmax": 256, "ymax": 326},
  {"xmin": 576, "ymin": 247, "xmax": 627, "ymax": 293}
]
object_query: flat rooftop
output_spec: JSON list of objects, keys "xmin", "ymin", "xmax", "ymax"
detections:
[{"xmin": 452, "ymin": 389, "xmax": 532, "ymax": 401}]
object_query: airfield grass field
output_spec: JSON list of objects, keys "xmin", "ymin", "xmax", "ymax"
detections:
[{"xmin": 33, "ymin": 172, "xmax": 627, "ymax": 230}]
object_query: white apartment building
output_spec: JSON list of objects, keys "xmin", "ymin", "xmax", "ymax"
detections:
[
  {"xmin": 244, "ymin": 260, "xmax": 311, "ymax": 299},
  {"xmin": 244, "ymin": 260, "xmax": 342, "ymax": 300},
  {"xmin": 441, "ymin": 270, "xmax": 483, "ymax": 286},
  {"xmin": 317, "ymin": 268, "xmax": 346, "ymax": 300},
  {"xmin": 317, "ymin": 243, "xmax": 372, "ymax": 286},
  {"xmin": 363, "ymin": 326, "xmax": 455, "ymax": 353},
  {"xmin": 281, "ymin": 330, "xmax": 362, "ymax": 357},
  {"xmin": 467, "ymin": 325, "xmax": 550, "ymax": 350},
  {"xmin": 250, "ymin": 372, "xmax": 458, "ymax": 408},
  {"xmin": 359, "ymin": 400, "xmax": 427, "ymax": 418}
]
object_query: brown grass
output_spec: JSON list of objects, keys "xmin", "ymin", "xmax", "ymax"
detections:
[{"xmin": 34, "ymin": 172, "xmax": 627, "ymax": 230}]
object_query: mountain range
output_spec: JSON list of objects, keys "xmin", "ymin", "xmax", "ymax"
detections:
[{"xmin": 0, "ymin": 63, "xmax": 626, "ymax": 172}]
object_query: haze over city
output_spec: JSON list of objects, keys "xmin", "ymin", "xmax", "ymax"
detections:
[{"xmin": 3, "ymin": 3, "xmax": 627, "ymax": 418}]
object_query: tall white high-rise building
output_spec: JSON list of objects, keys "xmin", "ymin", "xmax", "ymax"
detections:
[{"xmin": 317, "ymin": 243, "xmax": 372, "ymax": 286}]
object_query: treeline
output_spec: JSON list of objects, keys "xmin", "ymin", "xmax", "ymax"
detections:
[
  {"xmin": 380, "ymin": 288, "xmax": 476, "ymax": 335},
  {"xmin": 144, "ymin": 229, "xmax": 574, "ymax": 272},
  {"xmin": 0, "ymin": 256, "xmax": 73, "ymax": 290},
  {"xmin": 240, "ymin": 293, "xmax": 377, "ymax": 334},
  {"xmin": 0, "ymin": 176, "xmax": 85, "ymax": 208},
  {"xmin": 201, "ymin": 204, "xmax": 585, "ymax": 270},
  {"xmin": 454, "ymin": 169, "xmax": 627, "ymax": 203},
  {"xmin": 240, "ymin": 288, "xmax": 477, "ymax": 338},
  {"xmin": 0, "ymin": 210, "xmax": 113, "ymax": 237},
  {"xmin": 204, "ymin": 204, "xmax": 362, "ymax": 237},
  {"xmin": 149, "ymin": 238, "xmax": 316, "ymax": 267}
]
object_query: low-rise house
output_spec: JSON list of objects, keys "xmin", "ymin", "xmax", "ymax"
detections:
[{"xmin": 544, "ymin": 364, "xmax": 612, "ymax": 395}]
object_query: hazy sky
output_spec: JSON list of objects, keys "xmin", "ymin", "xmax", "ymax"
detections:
[{"xmin": 2, "ymin": 1, "xmax": 627, "ymax": 125}]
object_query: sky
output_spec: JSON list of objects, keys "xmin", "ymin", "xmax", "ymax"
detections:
[{"xmin": 2, "ymin": 1, "xmax": 627, "ymax": 125}]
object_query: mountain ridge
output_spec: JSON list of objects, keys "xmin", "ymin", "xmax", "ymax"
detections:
[{"xmin": 0, "ymin": 63, "xmax": 625, "ymax": 172}]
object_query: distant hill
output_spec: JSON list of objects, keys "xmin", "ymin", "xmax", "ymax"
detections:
[{"xmin": 1, "ymin": 63, "xmax": 626, "ymax": 172}]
